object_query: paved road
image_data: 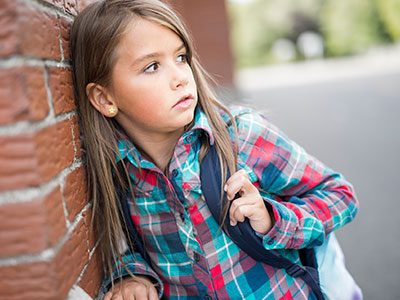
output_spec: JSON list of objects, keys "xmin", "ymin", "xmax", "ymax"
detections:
[{"xmin": 234, "ymin": 68, "xmax": 400, "ymax": 299}]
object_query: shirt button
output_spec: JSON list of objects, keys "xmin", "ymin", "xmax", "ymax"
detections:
[
  {"xmin": 180, "ymin": 212, "xmax": 185, "ymax": 221},
  {"xmin": 193, "ymin": 252, "xmax": 201, "ymax": 262},
  {"xmin": 185, "ymin": 135, "xmax": 192, "ymax": 143},
  {"xmin": 171, "ymin": 169, "xmax": 179, "ymax": 177},
  {"xmin": 267, "ymin": 237, "xmax": 276, "ymax": 245},
  {"xmin": 203, "ymin": 295, "xmax": 211, "ymax": 300}
]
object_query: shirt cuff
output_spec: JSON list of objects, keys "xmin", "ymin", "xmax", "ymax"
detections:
[
  {"xmin": 258, "ymin": 191, "xmax": 298, "ymax": 249},
  {"xmin": 100, "ymin": 251, "xmax": 163, "ymax": 298}
]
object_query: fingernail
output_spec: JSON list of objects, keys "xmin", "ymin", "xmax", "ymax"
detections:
[{"xmin": 224, "ymin": 184, "xmax": 227, "ymax": 192}]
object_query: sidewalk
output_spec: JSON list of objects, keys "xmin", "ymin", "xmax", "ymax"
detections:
[{"xmin": 235, "ymin": 43, "xmax": 400, "ymax": 91}]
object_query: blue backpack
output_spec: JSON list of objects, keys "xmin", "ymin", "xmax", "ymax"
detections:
[{"xmin": 119, "ymin": 145, "xmax": 359, "ymax": 300}]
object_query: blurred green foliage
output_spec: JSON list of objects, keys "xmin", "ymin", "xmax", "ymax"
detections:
[
  {"xmin": 228, "ymin": 0, "xmax": 399, "ymax": 69},
  {"xmin": 228, "ymin": 0, "xmax": 323, "ymax": 68},
  {"xmin": 320, "ymin": 0, "xmax": 389, "ymax": 57},
  {"xmin": 375, "ymin": 0, "xmax": 400, "ymax": 40}
]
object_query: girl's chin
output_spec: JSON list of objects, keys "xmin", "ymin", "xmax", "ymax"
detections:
[{"xmin": 172, "ymin": 112, "xmax": 196, "ymax": 132}]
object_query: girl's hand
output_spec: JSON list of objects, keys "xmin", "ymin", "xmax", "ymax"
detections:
[
  {"xmin": 224, "ymin": 169, "xmax": 273, "ymax": 235},
  {"xmin": 104, "ymin": 275, "xmax": 158, "ymax": 300}
]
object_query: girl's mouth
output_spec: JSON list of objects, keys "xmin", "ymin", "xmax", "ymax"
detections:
[{"xmin": 173, "ymin": 94, "xmax": 194, "ymax": 109}]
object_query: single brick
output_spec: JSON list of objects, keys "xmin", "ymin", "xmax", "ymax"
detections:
[
  {"xmin": 0, "ymin": 187, "xmax": 66, "ymax": 257},
  {"xmin": 0, "ymin": 201, "xmax": 47, "ymax": 257},
  {"xmin": 0, "ymin": 261, "xmax": 58, "ymax": 300},
  {"xmin": 0, "ymin": 132, "xmax": 44, "ymax": 190},
  {"xmin": 0, "ymin": 66, "xmax": 49, "ymax": 125},
  {"xmin": 48, "ymin": 67, "xmax": 75, "ymax": 115},
  {"xmin": 0, "ymin": 1, "xmax": 61, "ymax": 59},
  {"xmin": 34, "ymin": 119, "xmax": 76, "ymax": 182},
  {"xmin": 0, "ymin": 119, "xmax": 75, "ymax": 191}
]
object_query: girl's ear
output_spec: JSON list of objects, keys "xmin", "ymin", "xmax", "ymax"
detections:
[{"xmin": 86, "ymin": 83, "xmax": 118, "ymax": 117}]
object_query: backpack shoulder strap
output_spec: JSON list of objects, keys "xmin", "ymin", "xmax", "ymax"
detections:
[
  {"xmin": 117, "ymin": 184, "xmax": 151, "ymax": 265},
  {"xmin": 200, "ymin": 144, "xmax": 325, "ymax": 300}
]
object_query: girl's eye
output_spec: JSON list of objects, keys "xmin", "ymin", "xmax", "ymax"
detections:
[
  {"xmin": 144, "ymin": 62, "xmax": 159, "ymax": 73},
  {"xmin": 177, "ymin": 54, "xmax": 188, "ymax": 63}
]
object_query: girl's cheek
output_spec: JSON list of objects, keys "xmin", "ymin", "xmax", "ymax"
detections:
[{"xmin": 135, "ymin": 103, "xmax": 164, "ymax": 118}]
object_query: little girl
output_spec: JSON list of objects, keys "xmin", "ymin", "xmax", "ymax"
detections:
[{"xmin": 70, "ymin": 0, "xmax": 360, "ymax": 299}]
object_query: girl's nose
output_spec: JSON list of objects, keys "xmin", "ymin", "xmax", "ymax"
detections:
[{"xmin": 170, "ymin": 66, "xmax": 189, "ymax": 90}]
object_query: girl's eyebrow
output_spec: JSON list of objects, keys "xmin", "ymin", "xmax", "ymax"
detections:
[{"xmin": 133, "ymin": 43, "xmax": 186, "ymax": 66}]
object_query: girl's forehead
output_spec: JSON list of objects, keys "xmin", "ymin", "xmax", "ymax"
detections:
[
  {"xmin": 124, "ymin": 18, "xmax": 181, "ymax": 45},
  {"xmin": 116, "ymin": 18, "xmax": 183, "ymax": 56}
]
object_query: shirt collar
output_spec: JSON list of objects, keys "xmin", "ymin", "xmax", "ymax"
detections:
[
  {"xmin": 116, "ymin": 106, "xmax": 215, "ymax": 167},
  {"xmin": 188, "ymin": 105, "xmax": 215, "ymax": 145}
]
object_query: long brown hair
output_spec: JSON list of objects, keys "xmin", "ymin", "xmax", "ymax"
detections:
[{"xmin": 70, "ymin": 0, "xmax": 237, "ymax": 283}]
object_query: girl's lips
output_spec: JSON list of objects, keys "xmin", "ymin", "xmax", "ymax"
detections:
[
  {"xmin": 173, "ymin": 95, "xmax": 194, "ymax": 109},
  {"xmin": 173, "ymin": 96, "xmax": 194, "ymax": 109}
]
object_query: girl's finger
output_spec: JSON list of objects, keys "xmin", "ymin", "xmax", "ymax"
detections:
[
  {"xmin": 229, "ymin": 195, "xmax": 258, "ymax": 213},
  {"xmin": 229, "ymin": 197, "xmax": 273, "ymax": 234},
  {"xmin": 104, "ymin": 292, "xmax": 112, "ymax": 300},
  {"xmin": 224, "ymin": 169, "xmax": 247, "ymax": 189},
  {"xmin": 225, "ymin": 172, "xmax": 253, "ymax": 200},
  {"xmin": 132, "ymin": 285, "xmax": 148, "ymax": 300},
  {"xmin": 109, "ymin": 293, "xmax": 122, "ymax": 300},
  {"xmin": 229, "ymin": 195, "xmax": 255, "ymax": 223},
  {"xmin": 230, "ymin": 203, "xmax": 255, "ymax": 225},
  {"xmin": 148, "ymin": 285, "xmax": 159, "ymax": 300}
]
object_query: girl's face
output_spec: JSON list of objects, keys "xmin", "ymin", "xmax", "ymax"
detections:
[{"xmin": 109, "ymin": 18, "xmax": 198, "ymax": 140}]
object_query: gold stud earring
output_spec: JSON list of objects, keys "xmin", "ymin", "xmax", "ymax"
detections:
[{"xmin": 108, "ymin": 106, "xmax": 118, "ymax": 117}]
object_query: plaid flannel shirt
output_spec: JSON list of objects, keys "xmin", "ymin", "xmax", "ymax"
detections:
[{"xmin": 106, "ymin": 106, "xmax": 359, "ymax": 299}]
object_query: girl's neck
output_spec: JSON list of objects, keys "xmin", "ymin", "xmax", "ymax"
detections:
[{"xmin": 126, "ymin": 127, "xmax": 184, "ymax": 173}]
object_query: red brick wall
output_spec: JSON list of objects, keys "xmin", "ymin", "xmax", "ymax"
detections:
[
  {"xmin": 0, "ymin": 1, "xmax": 232, "ymax": 299},
  {"xmin": 0, "ymin": 1, "xmax": 101, "ymax": 299}
]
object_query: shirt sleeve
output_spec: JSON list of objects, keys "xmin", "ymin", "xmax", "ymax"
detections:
[
  {"xmin": 235, "ymin": 110, "xmax": 359, "ymax": 250},
  {"xmin": 100, "ymin": 248, "xmax": 164, "ymax": 298}
]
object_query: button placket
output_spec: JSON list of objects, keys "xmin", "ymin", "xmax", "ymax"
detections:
[
  {"xmin": 184, "ymin": 135, "xmax": 193, "ymax": 143},
  {"xmin": 193, "ymin": 252, "xmax": 201, "ymax": 262},
  {"xmin": 267, "ymin": 236, "xmax": 276, "ymax": 245},
  {"xmin": 171, "ymin": 168, "xmax": 179, "ymax": 178}
]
